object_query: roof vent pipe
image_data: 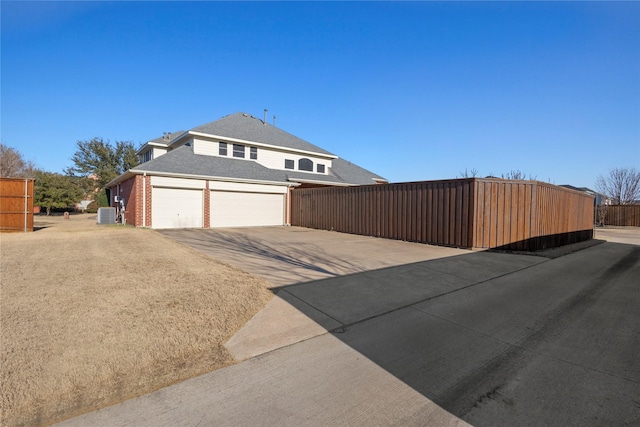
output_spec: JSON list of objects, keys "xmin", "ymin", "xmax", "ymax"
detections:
[
  {"xmin": 263, "ymin": 108, "xmax": 268, "ymax": 125},
  {"xmin": 273, "ymin": 115, "xmax": 277, "ymax": 127}
]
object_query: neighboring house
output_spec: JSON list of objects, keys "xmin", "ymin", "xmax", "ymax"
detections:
[
  {"xmin": 75, "ymin": 174, "xmax": 100, "ymax": 212},
  {"xmin": 75, "ymin": 200, "xmax": 93, "ymax": 211},
  {"xmin": 560, "ymin": 185, "xmax": 611, "ymax": 206},
  {"xmin": 106, "ymin": 112, "xmax": 387, "ymax": 229}
]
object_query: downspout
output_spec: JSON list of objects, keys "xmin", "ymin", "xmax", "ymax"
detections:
[
  {"xmin": 142, "ymin": 173, "xmax": 146, "ymax": 227},
  {"xmin": 286, "ymin": 185, "xmax": 292, "ymax": 226}
]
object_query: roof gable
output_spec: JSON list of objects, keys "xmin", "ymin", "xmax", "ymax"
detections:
[{"xmin": 190, "ymin": 112, "xmax": 335, "ymax": 156}]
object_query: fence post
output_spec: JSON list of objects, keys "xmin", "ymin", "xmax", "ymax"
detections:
[{"xmin": 24, "ymin": 179, "xmax": 28, "ymax": 232}]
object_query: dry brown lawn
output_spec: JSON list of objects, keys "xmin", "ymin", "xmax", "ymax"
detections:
[{"xmin": 0, "ymin": 215, "xmax": 274, "ymax": 427}]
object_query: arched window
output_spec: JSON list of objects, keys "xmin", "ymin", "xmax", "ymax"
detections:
[{"xmin": 298, "ymin": 158, "xmax": 313, "ymax": 172}]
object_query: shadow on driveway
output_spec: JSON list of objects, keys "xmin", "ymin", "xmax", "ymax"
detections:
[
  {"xmin": 274, "ymin": 242, "xmax": 640, "ymax": 426},
  {"xmin": 162, "ymin": 227, "xmax": 640, "ymax": 425},
  {"xmin": 159, "ymin": 227, "xmax": 468, "ymax": 286}
]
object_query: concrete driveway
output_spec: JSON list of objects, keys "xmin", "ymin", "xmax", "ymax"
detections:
[
  {"xmin": 158, "ymin": 227, "xmax": 471, "ymax": 286},
  {"xmin": 57, "ymin": 228, "xmax": 640, "ymax": 427},
  {"xmin": 595, "ymin": 227, "xmax": 640, "ymax": 245}
]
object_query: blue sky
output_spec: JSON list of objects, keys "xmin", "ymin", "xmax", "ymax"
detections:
[{"xmin": 2, "ymin": 1, "xmax": 638, "ymax": 188}]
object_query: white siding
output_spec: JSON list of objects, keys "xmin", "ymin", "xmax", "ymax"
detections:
[
  {"xmin": 193, "ymin": 138, "xmax": 219, "ymax": 156},
  {"xmin": 152, "ymin": 147, "xmax": 168, "ymax": 158},
  {"xmin": 209, "ymin": 181, "xmax": 288, "ymax": 194},
  {"xmin": 254, "ymin": 148, "xmax": 331, "ymax": 174},
  {"xmin": 150, "ymin": 176, "xmax": 206, "ymax": 189},
  {"xmin": 185, "ymin": 134, "xmax": 334, "ymax": 174}
]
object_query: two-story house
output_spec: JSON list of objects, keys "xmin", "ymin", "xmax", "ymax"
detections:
[{"xmin": 106, "ymin": 112, "xmax": 387, "ymax": 228}]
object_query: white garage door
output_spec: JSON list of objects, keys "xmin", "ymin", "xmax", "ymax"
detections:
[
  {"xmin": 211, "ymin": 191, "xmax": 284, "ymax": 227},
  {"xmin": 152, "ymin": 187, "xmax": 203, "ymax": 229}
]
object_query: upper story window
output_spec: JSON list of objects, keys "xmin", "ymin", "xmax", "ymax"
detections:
[
  {"xmin": 233, "ymin": 144, "xmax": 245, "ymax": 158},
  {"xmin": 298, "ymin": 158, "xmax": 313, "ymax": 172},
  {"xmin": 140, "ymin": 151, "xmax": 153, "ymax": 163},
  {"xmin": 219, "ymin": 142, "xmax": 227, "ymax": 156},
  {"xmin": 250, "ymin": 147, "xmax": 258, "ymax": 160},
  {"xmin": 284, "ymin": 159, "xmax": 294, "ymax": 169},
  {"xmin": 317, "ymin": 164, "xmax": 325, "ymax": 173}
]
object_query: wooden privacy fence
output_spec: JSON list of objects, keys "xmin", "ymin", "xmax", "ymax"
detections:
[
  {"xmin": 0, "ymin": 178, "xmax": 35, "ymax": 232},
  {"xmin": 601, "ymin": 205, "xmax": 640, "ymax": 227},
  {"xmin": 291, "ymin": 178, "xmax": 594, "ymax": 251}
]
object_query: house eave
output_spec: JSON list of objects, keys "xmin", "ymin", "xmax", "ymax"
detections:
[
  {"xmin": 136, "ymin": 141, "xmax": 169, "ymax": 155},
  {"xmin": 136, "ymin": 131, "xmax": 191, "ymax": 155},
  {"xmin": 288, "ymin": 178, "xmax": 356, "ymax": 187},
  {"xmin": 106, "ymin": 171, "xmax": 136, "ymax": 188},
  {"xmin": 108, "ymin": 169, "xmax": 299, "ymax": 188}
]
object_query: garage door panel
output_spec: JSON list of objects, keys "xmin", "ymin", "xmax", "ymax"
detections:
[
  {"xmin": 152, "ymin": 187, "xmax": 203, "ymax": 229},
  {"xmin": 211, "ymin": 191, "xmax": 284, "ymax": 227}
]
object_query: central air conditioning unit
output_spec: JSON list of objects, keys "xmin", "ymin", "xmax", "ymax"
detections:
[{"xmin": 97, "ymin": 207, "xmax": 116, "ymax": 224}]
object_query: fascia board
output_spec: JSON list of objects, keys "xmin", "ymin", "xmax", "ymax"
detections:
[
  {"xmin": 188, "ymin": 131, "xmax": 338, "ymax": 160},
  {"xmin": 136, "ymin": 141, "xmax": 170, "ymax": 155},
  {"xmin": 105, "ymin": 171, "xmax": 136, "ymax": 188},
  {"xmin": 289, "ymin": 178, "xmax": 355, "ymax": 187},
  {"xmin": 129, "ymin": 169, "xmax": 299, "ymax": 187}
]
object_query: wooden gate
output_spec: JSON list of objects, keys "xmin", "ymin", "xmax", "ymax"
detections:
[{"xmin": 0, "ymin": 178, "xmax": 35, "ymax": 232}]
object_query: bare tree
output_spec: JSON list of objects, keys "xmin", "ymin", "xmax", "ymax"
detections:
[
  {"xmin": 0, "ymin": 144, "xmax": 36, "ymax": 178},
  {"xmin": 458, "ymin": 167, "xmax": 479, "ymax": 178},
  {"xmin": 595, "ymin": 205, "xmax": 608, "ymax": 227},
  {"xmin": 500, "ymin": 170, "xmax": 537, "ymax": 180},
  {"xmin": 595, "ymin": 167, "xmax": 640, "ymax": 205},
  {"xmin": 458, "ymin": 168, "xmax": 536, "ymax": 180}
]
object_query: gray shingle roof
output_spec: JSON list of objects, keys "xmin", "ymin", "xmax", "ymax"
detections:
[
  {"xmin": 122, "ymin": 112, "xmax": 387, "ymax": 187},
  {"xmin": 148, "ymin": 131, "xmax": 185, "ymax": 145},
  {"xmin": 330, "ymin": 158, "xmax": 387, "ymax": 185},
  {"xmin": 190, "ymin": 112, "xmax": 335, "ymax": 156}
]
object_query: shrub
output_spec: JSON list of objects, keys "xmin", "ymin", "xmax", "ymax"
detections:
[
  {"xmin": 86, "ymin": 200, "xmax": 99, "ymax": 213},
  {"xmin": 97, "ymin": 190, "xmax": 109, "ymax": 207}
]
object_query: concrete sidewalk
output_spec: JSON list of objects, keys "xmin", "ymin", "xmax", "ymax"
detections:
[{"xmin": 595, "ymin": 227, "xmax": 640, "ymax": 245}]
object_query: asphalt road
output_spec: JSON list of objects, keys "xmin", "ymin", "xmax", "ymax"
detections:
[
  {"xmin": 341, "ymin": 242, "xmax": 640, "ymax": 426},
  {"xmin": 57, "ymin": 238, "xmax": 640, "ymax": 426}
]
